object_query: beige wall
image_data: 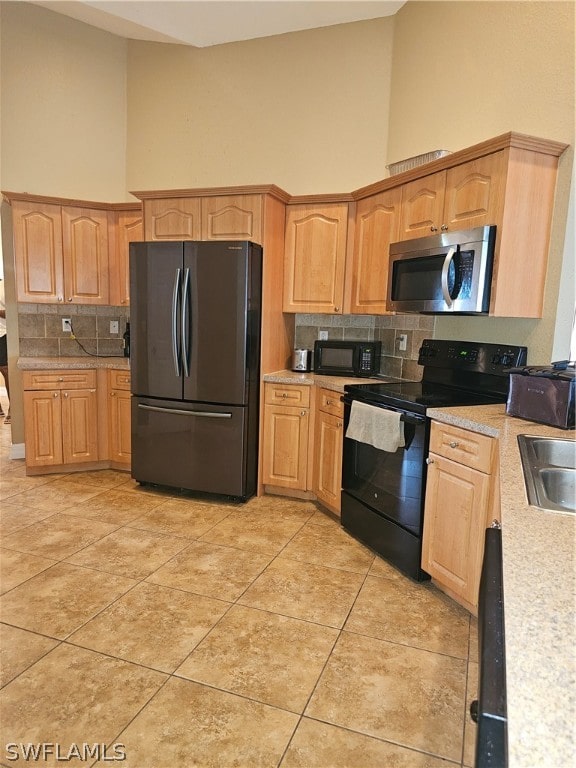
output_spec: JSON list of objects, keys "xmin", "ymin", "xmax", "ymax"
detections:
[
  {"xmin": 126, "ymin": 19, "xmax": 395, "ymax": 194},
  {"xmin": 0, "ymin": 2, "xmax": 128, "ymax": 200},
  {"xmin": 387, "ymin": 1, "xmax": 575, "ymax": 362}
]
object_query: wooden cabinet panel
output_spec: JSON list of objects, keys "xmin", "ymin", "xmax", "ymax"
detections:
[
  {"xmin": 283, "ymin": 203, "xmax": 348, "ymax": 313},
  {"xmin": 23, "ymin": 390, "xmax": 63, "ymax": 467},
  {"xmin": 23, "ymin": 369, "xmax": 98, "ymax": 470},
  {"xmin": 12, "ymin": 201, "xmax": 64, "ymax": 303},
  {"xmin": 108, "ymin": 370, "xmax": 131, "ymax": 391},
  {"xmin": 399, "ymin": 171, "xmax": 446, "ymax": 240},
  {"xmin": 422, "ymin": 453, "xmax": 491, "ymax": 607},
  {"xmin": 143, "ymin": 198, "xmax": 202, "ymax": 240},
  {"xmin": 61, "ymin": 388, "xmax": 99, "ymax": 464},
  {"xmin": 350, "ymin": 188, "xmax": 401, "ymax": 314},
  {"xmin": 264, "ymin": 383, "xmax": 310, "ymax": 408},
  {"xmin": 61, "ymin": 207, "xmax": 110, "ymax": 304},
  {"xmin": 422, "ymin": 421, "xmax": 498, "ymax": 613},
  {"xmin": 108, "ymin": 387, "xmax": 131, "ymax": 466},
  {"xmin": 313, "ymin": 387, "xmax": 344, "ymax": 514},
  {"xmin": 201, "ymin": 195, "xmax": 263, "ymax": 242},
  {"xmin": 262, "ymin": 405, "xmax": 309, "ymax": 489},
  {"xmin": 110, "ymin": 211, "xmax": 143, "ymax": 306},
  {"xmin": 429, "ymin": 422, "xmax": 495, "ymax": 474},
  {"xmin": 443, "ymin": 152, "xmax": 506, "ymax": 232}
]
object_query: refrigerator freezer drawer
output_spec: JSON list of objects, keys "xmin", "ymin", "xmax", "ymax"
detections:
[{"xmin": 131, "ymin": 397, "xmax": 256, "ymax": 500}]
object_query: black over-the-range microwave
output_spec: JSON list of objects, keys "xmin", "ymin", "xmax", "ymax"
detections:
[{"xmin": 314, "ymin": 340, "xmax": 381, "ymax": 377}]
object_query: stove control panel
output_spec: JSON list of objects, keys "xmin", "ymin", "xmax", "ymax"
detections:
[{"xmin": 418, "ymin": 339, "xmax": 527, "ymax": 375}]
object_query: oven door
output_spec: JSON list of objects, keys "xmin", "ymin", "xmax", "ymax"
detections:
[{"xmin": 341, "ymin": 396, "xmax": 430, "ymax": 581}]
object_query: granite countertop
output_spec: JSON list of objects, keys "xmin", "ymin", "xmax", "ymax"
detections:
[
  {"xmin": 263, "ymin": 369, "xmax": 396, "ymax": 392},
  {"xmin": 18, "ymin": 356, "xmax": 130, "ymax": 371},
  {"xmin": 428, "ymin": 404, "xmax": 575, "ymax": 768}
]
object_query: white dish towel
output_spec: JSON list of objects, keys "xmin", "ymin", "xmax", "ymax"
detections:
[{"xmin": 345, "ymin": 400, "xmax": 405, "ymax": 452}]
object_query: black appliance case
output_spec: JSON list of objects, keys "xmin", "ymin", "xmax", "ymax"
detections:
[{"xmin": 506, "ymin": 366, "xmax": 575, "ymax": 429}]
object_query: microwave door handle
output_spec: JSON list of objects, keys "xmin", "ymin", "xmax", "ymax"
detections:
[{"xmin": 441, "ymin": 247, "xmax": 457, "ymax": 307}]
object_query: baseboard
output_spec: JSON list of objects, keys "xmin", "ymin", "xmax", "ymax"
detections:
[{"xmin": 10, "ymin": 443, "xmax": 25, "ymax": 460}]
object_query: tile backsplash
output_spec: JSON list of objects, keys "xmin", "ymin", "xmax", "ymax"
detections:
[
  {"xmin": 18, "ymin": 304, "xmax": 130, "ymax": 358},
  {"xmin": 294, "ymin": 313, "xmax": 436, "ymax": 380}
]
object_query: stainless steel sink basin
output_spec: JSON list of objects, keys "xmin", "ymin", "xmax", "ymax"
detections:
[{"xmin": 518, "ymin": 435, "xmax": 576, "ymax": 513}]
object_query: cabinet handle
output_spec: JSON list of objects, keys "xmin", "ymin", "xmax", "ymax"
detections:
[
  {"xmin": 326, "ymin": 399, "xmax": 333, "ymax": 405},
  {"xmin": 67, "ymin": 297, "xmax": 73, "ymax": 302},
  {"xmin": 334, "ymin": 306, "xmax": 340, "ymax": 312},
  {"xmin": 441, "ymin": 224, "xmax": 448, "ymax": 231},
  {"xmin": 300, "ymin": 410, "xmax": 307, "ymax": 417},
  {"xmin": 53, "ymin": 392, "xmax": 59, "ymax": 398},
  {"xmin": 58, "ymin": 377, "xmax": 64, "ymax": 381},
  {"xmin": 426, "ymin": 457, "xmax": 434, "ymax": 464},
  {"xmin": 57, "ymin": 296, "xmax": 63, "ymax": 302},
  {"xmin": 281, "ymin": 393, "xmax": 287, "ymax": 399},
  {"xmin": 63, "ymin": 392, "xmax": 68, "ymax": 398},
  {"xmin": 449, "ymin": 441, "xmax": 460, "ymax": 448},
  {"xmin": 430, "ymin": 226, "xmax": 438, "ymax": 232},
  {"xmin": 111, "ymin": 391, "xmax": 116, "ymax": 396},
  {"xmin": 337, "ymin": 421, "xmax": 343, "ymax": 428}
]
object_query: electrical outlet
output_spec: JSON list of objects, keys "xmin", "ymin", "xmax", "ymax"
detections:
[
  {"xmin": 110, "ymin": 320, "xmax": 119, "ymax": 335},
  {"xmin": 62, "ymin": 318, "xmax": 72, "ymax": 333},
  {"xmin": 319, "ymin": 330, "xmax": 328, "ymax": 340},
  {"xmin": 397, "ymin": 333, "xmax": 408, "ymax": 352}
]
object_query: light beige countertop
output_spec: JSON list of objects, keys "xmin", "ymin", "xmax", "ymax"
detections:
[
  {"xmin": 18, "ymin": 356, "xmax": 130, "ymax": 371},
  {"xmin": 262, "ymin": 369, "xmax": 396, "ymax": 393},
  {"xmin": 428, "ymin": 404, "xmax": 575, "ymax": 768}
]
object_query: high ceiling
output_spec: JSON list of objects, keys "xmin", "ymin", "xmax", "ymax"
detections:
[{"xmin": 31, "ymin": 0, "xmax": 406, "ymax": 47}]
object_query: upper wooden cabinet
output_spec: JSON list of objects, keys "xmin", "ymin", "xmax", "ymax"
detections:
[
  {"xmin": 349, "ymin": 188, "xmax": 401, "ymax": 314},
  {"xmin": 142, "ymin": 193, "xmax": 263, "ymax": 244},
  {"xmin": 109, "ymin": 210, "xmax": 144, "ymax": 306},
  {"xmin": 398, "ymin": 153, "xmax": 506, "ymax": 240},
  {"xmin": 7, "ymin": 194, "xmax": 142, "ymax": 306},
  {"xmin": 201, "ymin": 195, "xmax": 263, "ymax": 242},
  {"xmin": 283, "ymin": 202, "xmax": 349, "ymax": 314}
]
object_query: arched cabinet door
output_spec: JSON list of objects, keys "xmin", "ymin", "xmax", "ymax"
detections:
[
  {"xmin": 443, "ymin": 152, "xmax": 506, "ymax": 232},
  {"xmin": 202, "ymin": 195, "xmax": 263, "ymax": 243},
  {"xmin": 12, "ymin": 201, "xmax": 64, "ymax": 303},
  {"xmin": 61, "ymin": 206, "xmax": 111, "ymax": 304},
  {"xmin": 143, "ymin": 198, "xmax": 202, "ymax": 241},
  {"xmin": 283, "ymin": 202, "xmax": 348, "ymax": 314}
]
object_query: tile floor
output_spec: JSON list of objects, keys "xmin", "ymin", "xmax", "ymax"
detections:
[{"xmin": 0, "ymin": 400, "xmax": 478, "ymax": 768}]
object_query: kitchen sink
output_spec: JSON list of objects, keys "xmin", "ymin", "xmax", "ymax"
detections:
[{"xmin": 518, "ymin": 435, "xmax": 576, "ymax": 513}]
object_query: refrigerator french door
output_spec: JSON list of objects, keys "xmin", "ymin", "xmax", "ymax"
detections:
[{"xmin": 129, "ymin": 240, "xmax": 262, "ymax": 500}]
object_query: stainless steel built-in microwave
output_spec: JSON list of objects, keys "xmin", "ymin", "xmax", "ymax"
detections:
[{"xmin": 387, "ymin": 225, "xmax": 496, "ymax": 314}]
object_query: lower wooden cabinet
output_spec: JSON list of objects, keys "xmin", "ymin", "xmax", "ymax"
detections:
[
  {"xmin": 108, "ymin": 370, "xmax": 131, "ymax": 468},
  {"xmin": 262, "ymin": 383, "xmax": 311, "ymax": 492},
  {"xmin": 422, "ymin": 421, "xmax": 499, "ymax": 614},
  {"xmin": 23, "ymin": 370, "xmax": 98, "ymax": 469},
  {"xmin": 22, "ymin": 367, "xmax": 131, "ymax": 474},
  {"xmin": 313, "ymin": 387, "xmax": 344, "ymax": 514}
]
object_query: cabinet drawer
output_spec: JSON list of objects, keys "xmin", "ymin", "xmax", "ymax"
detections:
[
  {"xmin": 430, "ymin": 421, "xmax": 495, "ymax": 474},
  {"xmin": 265, "ymin": 383, "xmax": 310, "ymax": 408},
  {"xmin": 109, "ymin": 369, "xmax": 131, "ymax": 391},
  {"xmin": 317, "ymin": 387, "xmax": 344, "ymax": 417},
  {"xmin": 23, "ymin": 370, "xmax": 97, "ymax": 391}
]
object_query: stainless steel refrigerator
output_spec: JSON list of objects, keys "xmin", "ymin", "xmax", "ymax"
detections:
[{"xmin": 129, "ymin": 240, "xmax": 262, "ymax": 500}]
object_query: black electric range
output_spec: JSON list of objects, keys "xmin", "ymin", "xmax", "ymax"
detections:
[{"xmin": 340, "ymin": 339, "xmax": 527, "ymax": 581}]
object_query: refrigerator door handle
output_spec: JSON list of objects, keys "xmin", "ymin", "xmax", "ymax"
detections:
[
  {"xmin": 181, "ymin": 267, "xmax": 191, "ymax": 377},
  {"xmin": 138, "ymin": 404, "xmax": 233, "ymax": 419},
  {"xmin": 172, "ymin": 268, "xmax": 182, "ymax": 376}
]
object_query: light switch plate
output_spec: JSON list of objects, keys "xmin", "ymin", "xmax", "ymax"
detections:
[
  {"xmin": 110, "ymin": 320, "xmax": 119, "ymax": 334},
  {"xmin": 319, "ymin": 330, "xmax": 328, "ymax": 340}
]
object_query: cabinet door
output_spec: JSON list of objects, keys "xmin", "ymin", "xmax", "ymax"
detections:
[
  {"xmin": 443, "ymin": 153, "xmax": 506, "ymax": 232},
  {"xmin": 262, "ymin": 404, "xmax": 309, "ymax": 490},
  {"xmin": 12, "ymin": 201, "xmax": 64, "ymax": 303},
  {"xmin": 143, "ymin": 198, "xmax": 202, "ymax": 240},
  {"xmin": 350, "ymin": 189, "xmax": 401, "ymax": 314},
  {"xmin": 23, "ymin": 390, "xmax": 63, "ymax": 467},
  {"xmin": 109, "ymin": 388, "xmax": 132, "ymax": 466},
  {"xmin": 313, "ymin": 409, "xmax": 343, "ymax": 514},
  {"xmin": 110, "ymin": 211, "xmax": 143, "ymax": 306},
  {"xmin": 422, "ymin": 453, "xmax": 491, "ymax": 607},
  {"xmin": 61, "ymin": 207, "xmax": 110, "ymax": 304},
  {"xmin": 283, "ymin": 203, "xmax": 348, "ymax": 313},
  {"xmin": 61, "ymin": 388, "xmax": 99, "ymax": 464},
  {"xmin": 398, "ymin": 171, "xmax": 446, "ymax": 240},
  {"xmin": 202, "ymin": 195, "xmax": 263, "ymax": 243}
]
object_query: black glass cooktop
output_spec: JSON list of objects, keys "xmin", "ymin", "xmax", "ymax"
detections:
[{"xmin": 344, "ymin": 380, "xmax": 506, "ymax": 416}]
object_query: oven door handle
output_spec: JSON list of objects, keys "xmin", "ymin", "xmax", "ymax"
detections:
[{"xmin": 341, "ymin": 396, "xmax": 426, "ymax": 426}]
